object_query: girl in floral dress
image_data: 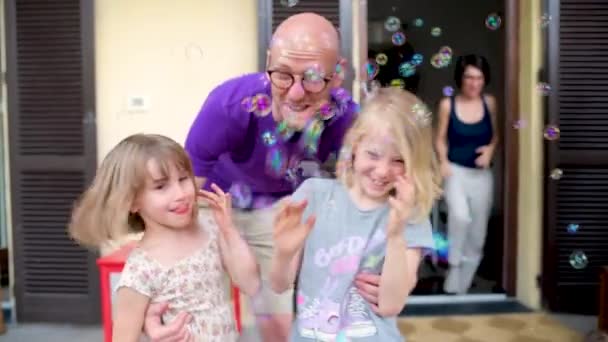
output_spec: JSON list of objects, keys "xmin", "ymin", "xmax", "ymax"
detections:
[{"xmin": 68, "ymin": 134, "xmax": 260, "ymax": 342}]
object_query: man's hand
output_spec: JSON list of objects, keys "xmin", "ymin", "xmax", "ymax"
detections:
[
  {"xmin": 354, "ymin": 273, "xmax": 381, "ymax": 315},
  {"xmin": 143, "ymin": 302, "xmax": 194, "ymax": 342}
]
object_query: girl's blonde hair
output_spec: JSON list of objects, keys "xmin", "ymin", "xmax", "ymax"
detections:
[
  {"xmin": 68, "ymin": 133, "xmax": 198, "ymax": 249},
  {"xmin": 338, "ymin": 87, "xmax": 442, "ymax": 221}
]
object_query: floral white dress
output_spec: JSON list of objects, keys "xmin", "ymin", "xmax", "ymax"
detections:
[{"xmin": 116, "ymin": 215, "xmax": 237, "ymax": 342}]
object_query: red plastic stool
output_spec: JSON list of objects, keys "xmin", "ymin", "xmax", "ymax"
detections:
[{"xmin": 97, "ymin": 242, "xmax": 242, "ymax": 342}]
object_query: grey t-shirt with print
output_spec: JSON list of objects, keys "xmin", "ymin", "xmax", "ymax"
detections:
[{"xmin": 289, "ymin": 178, "xmax": 435, "ymax": 342}]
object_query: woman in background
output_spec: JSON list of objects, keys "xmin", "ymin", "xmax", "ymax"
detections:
[{"xmin": 435, "ymin": 54, "xmax": 498, "ymax": 295}]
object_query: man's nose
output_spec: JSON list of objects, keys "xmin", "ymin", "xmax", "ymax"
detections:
[{"xmin": 286, "ymin": 78, "xmax": 306, "ymax": 100}]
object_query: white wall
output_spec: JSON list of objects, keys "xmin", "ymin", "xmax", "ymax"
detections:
[{"xmin": 95, "ymin": 0, "xmax": 259, "ymax": 159}]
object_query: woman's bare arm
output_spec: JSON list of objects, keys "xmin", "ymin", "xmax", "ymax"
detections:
[{"xmin": 435, "ymin": 98, "xmax": 451, "ymax": 164}]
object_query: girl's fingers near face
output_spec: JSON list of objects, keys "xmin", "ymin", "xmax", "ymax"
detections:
[
  {"xmin": 225, "ymin": 193, "xmax": 232, "ymax": 208},
  {"xmin": 197, "ymin": 190, "xmax": 212, "ymax": 199},
  {"xmin": 200, "ymin": 191, "xmax": 221, "ymax": 205},
  {"xmin": 395, "ymin": 176, "xmax": 408, "ymax": 196},
  {"xmin": 210, "ymin": 183, "xmax": 225, "ymax": 196},
  {"xmin": 388, "ymin": 196, "xmax": 400, "ymax": 210}
]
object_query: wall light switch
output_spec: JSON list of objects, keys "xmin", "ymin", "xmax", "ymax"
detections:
[{"xmin": 127, "ymin": 95, "xmax": 150, "ymax": 112}]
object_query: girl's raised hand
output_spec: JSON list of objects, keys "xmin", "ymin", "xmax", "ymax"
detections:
[
  {"xmin": 198, "ymin": 184, "xmax": 237, "ymax": 238},
  {"xmin": 387, "ymin": 175, "xmax": 416, "ymax": 238},
  {"xmin": 273, "ymin": 198, "xmax": 316, "ymax": 259}
]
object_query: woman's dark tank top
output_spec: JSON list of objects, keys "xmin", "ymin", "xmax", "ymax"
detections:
[{"xmin": 447, "ymin": 96, "xmax": 493, "ymax": 168}]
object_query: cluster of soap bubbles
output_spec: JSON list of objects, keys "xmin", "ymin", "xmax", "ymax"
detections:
[
  {"xmin": 535, "ymin": 14, "xmax": 578, "ymax": 272},
  {"xmin": 411, "ymin": 103, "xmax": 432, "ymax": 126},
  {"xmin": 570, "ymin": 250, "xmax": 588, "ymax": 269},
  {"xmin": 365, "ymin": 60, "xmax": 380, "ymax": 80},
  {"xmin": 380, "ymin": 12, "xmax": 507, "ymax": 103},
  {"xmin": 398, "ymin": 61, "xmax": 416, "ymax": 78},
  {"xmin": 375, "ymin": 53, "xmax": 388, "ymax": 66},
  {"xmin": 540, "ymin": 13, "xmax": 552, "ymax": 28},
  {"xmin": 564, "ymin": 222, "xmax": 588, "ymax": 270},
  {"xmin": 485, "ymin": 13, "xmax": 502, "ymax": 30},
  {"xmin": 392, "ymin": 31, "xmax": 407, "ymax": 46},
  {"xmin": 241, "ymin": 94, "xmax": 272, "ymax": 117},
  {"xmin": 549, "ymin": 168, "xmax": 563, "ymax": 180},
  {"xmin": 543, "ymin": 125, "xmax": 560, "ymax": 141},
  {"xmin": 430, "ymin": 27, "xmax": 442, "ymax": 37},
  {"xmin": 265, "ymin": 147, "xmax": 289, "ymax": 178},
  {"xmin": 542, "ymin": 119, "xmax": 587, "ymax": 271},
  {"xmin": 433, "ymin": 231, "xmax": 449, "ymax": 263},
  {"xmin": 300, "ymin": 118, "xmax": 324, "ymax": 156},
  {"xmin": 384, "ymin": 16, "xmax": 401, "ymax": 32},
  {"xmin": 431, "ymin": 46, "xmax": 453, "ymax": 69},
  {"xmin": 229, "ymin": 182, "xmax": 253, "ymax": 209},
  {"xmin": 384, "ymin": 16, "xmax": 408, "ymax": 47},
  {"xmin": 537, "ymin": 82, "xmax": 551, "ymax": 96},
  {"xmin": 442, "ymin": 86, "xmax": 454, "ymax": 97}
]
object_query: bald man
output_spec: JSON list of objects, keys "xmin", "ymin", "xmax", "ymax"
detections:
[{"xmin": 142, "ymin": 13, "xmax": 382, "ymax": 341}]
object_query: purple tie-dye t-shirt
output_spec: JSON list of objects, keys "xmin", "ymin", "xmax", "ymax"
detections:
[{"xmin": 184, "ymin": 72, "xmax": 357, "ymax": 209}]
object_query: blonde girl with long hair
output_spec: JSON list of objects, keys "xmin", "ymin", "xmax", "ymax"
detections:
[
  {"xmin": 269, "ymin": 87, "xmax": 441, "ymax": 341},
  {"xmin": 68, "ymin": 134, "xmax": 260, "ymax": 342}
]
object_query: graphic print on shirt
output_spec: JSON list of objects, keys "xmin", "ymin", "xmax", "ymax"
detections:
[{"xmin": 297, "ymin": 227, "xmax": 388, "ymax": 340}]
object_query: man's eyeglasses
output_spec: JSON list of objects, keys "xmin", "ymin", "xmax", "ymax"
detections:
[{"xmin": 267, "ymin": 69, "xmax": 334, "ymax": 94}]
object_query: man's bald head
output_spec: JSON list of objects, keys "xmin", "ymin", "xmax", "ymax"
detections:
[
  {"xmin": 269, "ymin": 13, "xmax": 340, "ymax": 67},
  {"xmin": 265, "ymin": 13, "xmax": 345, "ymax": 131}
]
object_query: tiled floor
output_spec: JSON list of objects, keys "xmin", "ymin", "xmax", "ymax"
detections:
[
  {"xmin": 398, "ymin": 313, "xmax": 592, "ymax": 342},
  {"xmin": 1, "ymin": 292, "xmax": 600, "ymax": 342},
  {"xmin": 2, "ymin": 313, "xmax": 598, "ymax": 342}
]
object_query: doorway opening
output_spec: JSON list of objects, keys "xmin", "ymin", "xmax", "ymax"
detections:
[{"xmin": 358, "ymin": 0, "xmax": 519, "ymax": 304}]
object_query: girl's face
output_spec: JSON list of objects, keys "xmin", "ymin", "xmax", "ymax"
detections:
[
  {"xmin": 461, "ymin": 65, "xmax": 485, "ymax": 98},
  {"xmin": 351, "ymin": 132, "xmax": 406, "ymax": 204},
  {"xmin": 131, "ymin": 159, "xmax": 196, "ymax": 230}
]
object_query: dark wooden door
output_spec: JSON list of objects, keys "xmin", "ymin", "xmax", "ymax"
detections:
[
  {"xmin": 543, "ymin": 0, "xmax": 608, "ymax": 315},
  {"xmin": 6, "ymin": 0, "xmax": 99, "ymax": 323}
]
